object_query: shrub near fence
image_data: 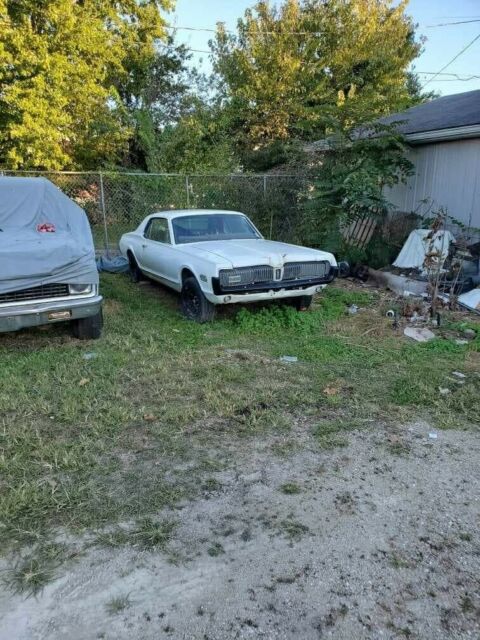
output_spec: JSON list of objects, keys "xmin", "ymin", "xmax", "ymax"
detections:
[{"xmin": 0, "ymin": 171, "xmax": 308, "ymax": 253}]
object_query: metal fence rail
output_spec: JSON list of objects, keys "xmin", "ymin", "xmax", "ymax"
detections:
[{"xmin": 0, "ymin": 170, "xmax": 309, "ymax": 253}]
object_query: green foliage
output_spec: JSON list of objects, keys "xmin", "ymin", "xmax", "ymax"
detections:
[
  {"xmin": 233, "ymin": 287, "xmax": 373, "ymax": 334},
  {"xmin": 303, "ymin": 125, "xmax": 414, "ymax": 247},
  {"xmin": 212, "ymin": 0, "xmax": 423, "ymax": 167},
  {"xmin": 0, "ymin": 0, "xmax": 172, "ymax": 169},
  {"xmin": 151, "ymin": 99, "xmax": 237, "ymax": 173}
]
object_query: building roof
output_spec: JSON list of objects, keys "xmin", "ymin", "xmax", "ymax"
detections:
[{"xmin": 379, "ymin": 89, "xmax": 480, "ymax": 142}]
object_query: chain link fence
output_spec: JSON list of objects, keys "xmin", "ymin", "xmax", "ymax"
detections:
[{"xmin": 0, "ymin": 171, "xmax": 310, "ymax": 254}]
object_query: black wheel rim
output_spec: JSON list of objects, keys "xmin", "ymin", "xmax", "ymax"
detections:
[{"xmin": 184, "ymin": 284, "xmax": 201, "ymax": 318}]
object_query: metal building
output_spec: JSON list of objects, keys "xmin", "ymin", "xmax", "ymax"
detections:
[{"xmin": 382, "ymin": 90, "xmax": 480, "ymax": 230}]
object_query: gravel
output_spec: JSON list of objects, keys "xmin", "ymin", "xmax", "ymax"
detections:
[{"xmin": 1, "ymin": 420, "xmax": 479, "ymax": 640}]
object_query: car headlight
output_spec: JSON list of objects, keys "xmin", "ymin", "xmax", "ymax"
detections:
[{"xmin": 68, "ymin": 284, "xmax": 93, "ymax": 295}]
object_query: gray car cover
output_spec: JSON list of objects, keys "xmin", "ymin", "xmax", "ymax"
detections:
[{"xmin": 0, "ymin": 177, "xmax": 98, "ymax": 294}]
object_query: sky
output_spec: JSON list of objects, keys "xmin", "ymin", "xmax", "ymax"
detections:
[{"xmin": 169, "ymin": 0, "xmax": 480, "ymax": 97}]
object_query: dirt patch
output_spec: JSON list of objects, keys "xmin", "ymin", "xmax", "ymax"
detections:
[{"xmin": 1, "ymin": 421, "xmax": 479, "ymax": 640}]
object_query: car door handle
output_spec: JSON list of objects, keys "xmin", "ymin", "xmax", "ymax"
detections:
[{"xmin": 142, "ymin": 243, "xmax": 147, "ymax": 248}]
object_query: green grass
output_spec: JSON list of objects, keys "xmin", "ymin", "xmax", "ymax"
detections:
[
  {"xmin": 0, "ymin": 274, "xmax": 479, "ymax": 591},
  {"xmin": 277, "ymin": 518, "xmax": 310, "ymax": 542},
  {"xmin": 207, "ymin": 542, "xmax": 225, "ymax": 557},
  {"xmin": 279, "ymin": 482, "xmax": 301, "ymax": 495},
  {"xmin": 3, "ymin": 542, "xmax": 69, "ymax": 596},
  {"xmin": 105, "ymin": 594, "xmax": 132, "ymax": 615}
]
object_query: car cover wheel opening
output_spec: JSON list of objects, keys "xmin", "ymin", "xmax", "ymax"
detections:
[{"xmin": 181, "ymin": 277, "xmax": 215, "ymax": 323}]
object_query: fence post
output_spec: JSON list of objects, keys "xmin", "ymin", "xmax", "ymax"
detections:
[
  {"xmin": 264, "ymin": 175, "xmax": 273, "ymax": 239},
  {"xmin": 185, "ymin": 175, "xmax": 190, "ymax": 208},
  {"xmin": 99, "ymin": 171, "xmax": 110, "ymax": 258}
]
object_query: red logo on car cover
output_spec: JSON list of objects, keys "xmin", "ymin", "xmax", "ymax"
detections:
[{"xmin": 37, "ymin": 223, "xmax": 56, "ymax": 233}]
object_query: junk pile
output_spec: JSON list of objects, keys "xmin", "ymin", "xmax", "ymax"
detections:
[
  {"xmin": 368, "ymin": 226, "xmax": 480, "ymax": 316},
  {"xmin": 339, "ymin": 216, "xmax": 480, "ymax": 343}
]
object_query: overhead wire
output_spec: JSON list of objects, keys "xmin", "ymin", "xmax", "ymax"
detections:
[{"xmin": 422, "ymin": 32, "xmax": 480, "ymax": 87}]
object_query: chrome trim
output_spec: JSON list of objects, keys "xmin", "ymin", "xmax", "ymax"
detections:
[
  {"xmin": 0, "ymin": 295, "xmax": 103, "ymax": 318},
  {"xmin": 0, "ymin": 285, "xmax": 98, "ymax": 310},
  {"xmin": 219, "ymin": 265, "xmax": 274, "ymax": 288},
  {"xmin": 282, "ymin": 261, "xmax": 330, "ymax": 281}
]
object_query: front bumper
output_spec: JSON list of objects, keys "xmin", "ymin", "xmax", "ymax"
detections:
[
  {"xmin": 0, "ymin": 295, "xmax": 103, "ymax": 333},
  {"xmin": 206, "ymin": 267, "xmax": 338, "ymax": 304},
  {"xmin": 205, "ymin": 284, "xmax": 327, "ymax": 304}
]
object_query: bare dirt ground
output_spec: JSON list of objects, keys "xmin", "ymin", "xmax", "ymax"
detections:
[{"xmin": 1, "ymin": 419, "xmax": 479, "ymax": 640}]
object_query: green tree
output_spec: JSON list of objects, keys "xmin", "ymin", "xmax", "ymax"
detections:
[
  {"xmin": 212, "ymin": 0, "xmax": 423, "ymax": 163},
  {"xmin": 0, "ymin": 0, "xmax": 173, "ymax": 170},
  {"xmin": 149, "ymin": 97, "xmax": 237, "ymax": 173},
  {"xmin": 302, "ymin": 124, "xmax": 414, "ymax": 260},
  {"xmin": 122, "ymin": 40, "xmax": 237, "ymax": 174}
]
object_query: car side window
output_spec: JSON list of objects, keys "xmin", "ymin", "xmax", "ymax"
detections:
[{"xmin": 145, "ymin": 218, "xmax": 171, "ymax": 244}]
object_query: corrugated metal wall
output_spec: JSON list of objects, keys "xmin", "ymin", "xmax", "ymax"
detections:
[{"xmin": 385, "ymin": 138, "xmax": 480, "ymax": 229}]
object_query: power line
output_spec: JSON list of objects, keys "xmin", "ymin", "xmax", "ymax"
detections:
[
  {"xmin": 170, "ymin": 47, "xmax": 480, "ymax": 80},
  {"xmin": 417, "ymin": 71, "xmax": 480, "ymax": 80},
  {"xmin": 165, "ymin": 24, "xmax": 324, "ymax": 36},
  {"xmin": 422, "ymin": 32, "xmax": 480, "ymax": 87},
  {"xmin": 420, "ymin": 77, "xmax": 480, "ymax": 82},
  {"xmin": 426, "ymin": 18, "xmax": 480, "ymax": 27}
]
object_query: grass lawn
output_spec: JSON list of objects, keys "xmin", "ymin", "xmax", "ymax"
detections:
[{"xmin": 0, "ymin": 274, "xmax": 479, "ymax": 594}]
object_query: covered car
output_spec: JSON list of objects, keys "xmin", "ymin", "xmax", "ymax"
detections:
[{"xmin": 0, "ymin": 177, "xmax": 103, "ymax": 338}]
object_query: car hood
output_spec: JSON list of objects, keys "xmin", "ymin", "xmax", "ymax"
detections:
[
  {"xmin": 179, "ymin": 239, "xmax": 337, "ymax": 269},
  {"xmin": 0, "ymin": 229, "xmax": 98, "ymax": 293}
]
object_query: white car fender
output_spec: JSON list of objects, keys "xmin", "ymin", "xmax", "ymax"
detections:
[{"xmin": 177, "ymin": 261, "xmax": 221, "ymax": 295}]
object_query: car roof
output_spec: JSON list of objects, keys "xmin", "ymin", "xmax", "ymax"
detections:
[{"xmin": 147, "ymin": 209, "xmax": 246, "ymax": 221}]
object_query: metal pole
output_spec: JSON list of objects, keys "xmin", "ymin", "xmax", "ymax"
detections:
[
  {"xmin": 265, "ymin": 176, "xmax": 273, "ymax": 239},
  {"xmin": 185, "ymin": 175, "xmax": 190, "ymax": 208},
  {"xmin": 99, "ymin": 172, "xmax": 110, "ymax": 258}
]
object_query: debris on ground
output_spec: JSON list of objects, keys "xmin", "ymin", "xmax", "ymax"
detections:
[
  {"xmin": 83, "ymin": 352, "xmax": 97, "ymax": 360},
  {"xmin": 393, "ymin": 229, "xmax": 455, "ymax": 271},
  {"xmin": 368, "ymin": 268, "xmax": 428, "ymax": 296},
  {"xmin": 347, "ymin": 304, "xmax": 359, "ymax": 315},
  {"xmin": 458, "ymin": 287, "xmax": 480, "ymax": 314},
  {"xmin": 280, "ymin": 356, "xmax": 298, "ymax": 363},
  {"xmin": 403, "ymin": 327, "xmax": 436, "ymax": 342},
  {"xmin": 452, "ymin": 371, "xmax": 466, "ymax": 379}
]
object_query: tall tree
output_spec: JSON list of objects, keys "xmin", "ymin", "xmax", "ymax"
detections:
[
  {"xmin": 212, "ymin": 0, "xmax": 423, "ymax": 158},
  {"xmin": 0, "ymin": 0, "xmax": 173, "ymax": 170}
]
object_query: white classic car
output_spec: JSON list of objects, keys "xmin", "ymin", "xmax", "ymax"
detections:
[{"xmin": 119, "ymin": 209, "xmax": 339, "ymax": 322}]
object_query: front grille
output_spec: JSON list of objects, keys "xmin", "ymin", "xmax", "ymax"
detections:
[
  {"xmin": 283, "ymin": 261, "xmax": 330, "ymax": 281},
  {"xmin": 219, "ymin": 265, "xmax": 274, "ymax": 288},
  {"xmin": 0, "ymin": 283, "xmax": 70, "ymax": 304}
]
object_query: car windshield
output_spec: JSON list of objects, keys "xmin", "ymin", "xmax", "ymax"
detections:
[{"xmin": 172, "ymin": 214, "xmax": 261, "ymax": 244}]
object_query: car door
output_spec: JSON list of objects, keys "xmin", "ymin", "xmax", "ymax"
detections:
[{"xmin": 141, "ymin": 217, "xmax": 178, "ymax": 285}]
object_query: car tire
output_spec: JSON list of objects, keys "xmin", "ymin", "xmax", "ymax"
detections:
[
  {"xmin": 287, "ymin": 295, "xmax": 313, "ymax": 311},
  {"xmin": 181, "ymin": 276, "xmax": 215, "ymax": 323},
  {"xmin": 128, "ymin": 252, "xmax": 143, "ymax": 283},
  {"xmin": 72, "ymin": 309, "xmax": 103, "ymax": 340}
]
